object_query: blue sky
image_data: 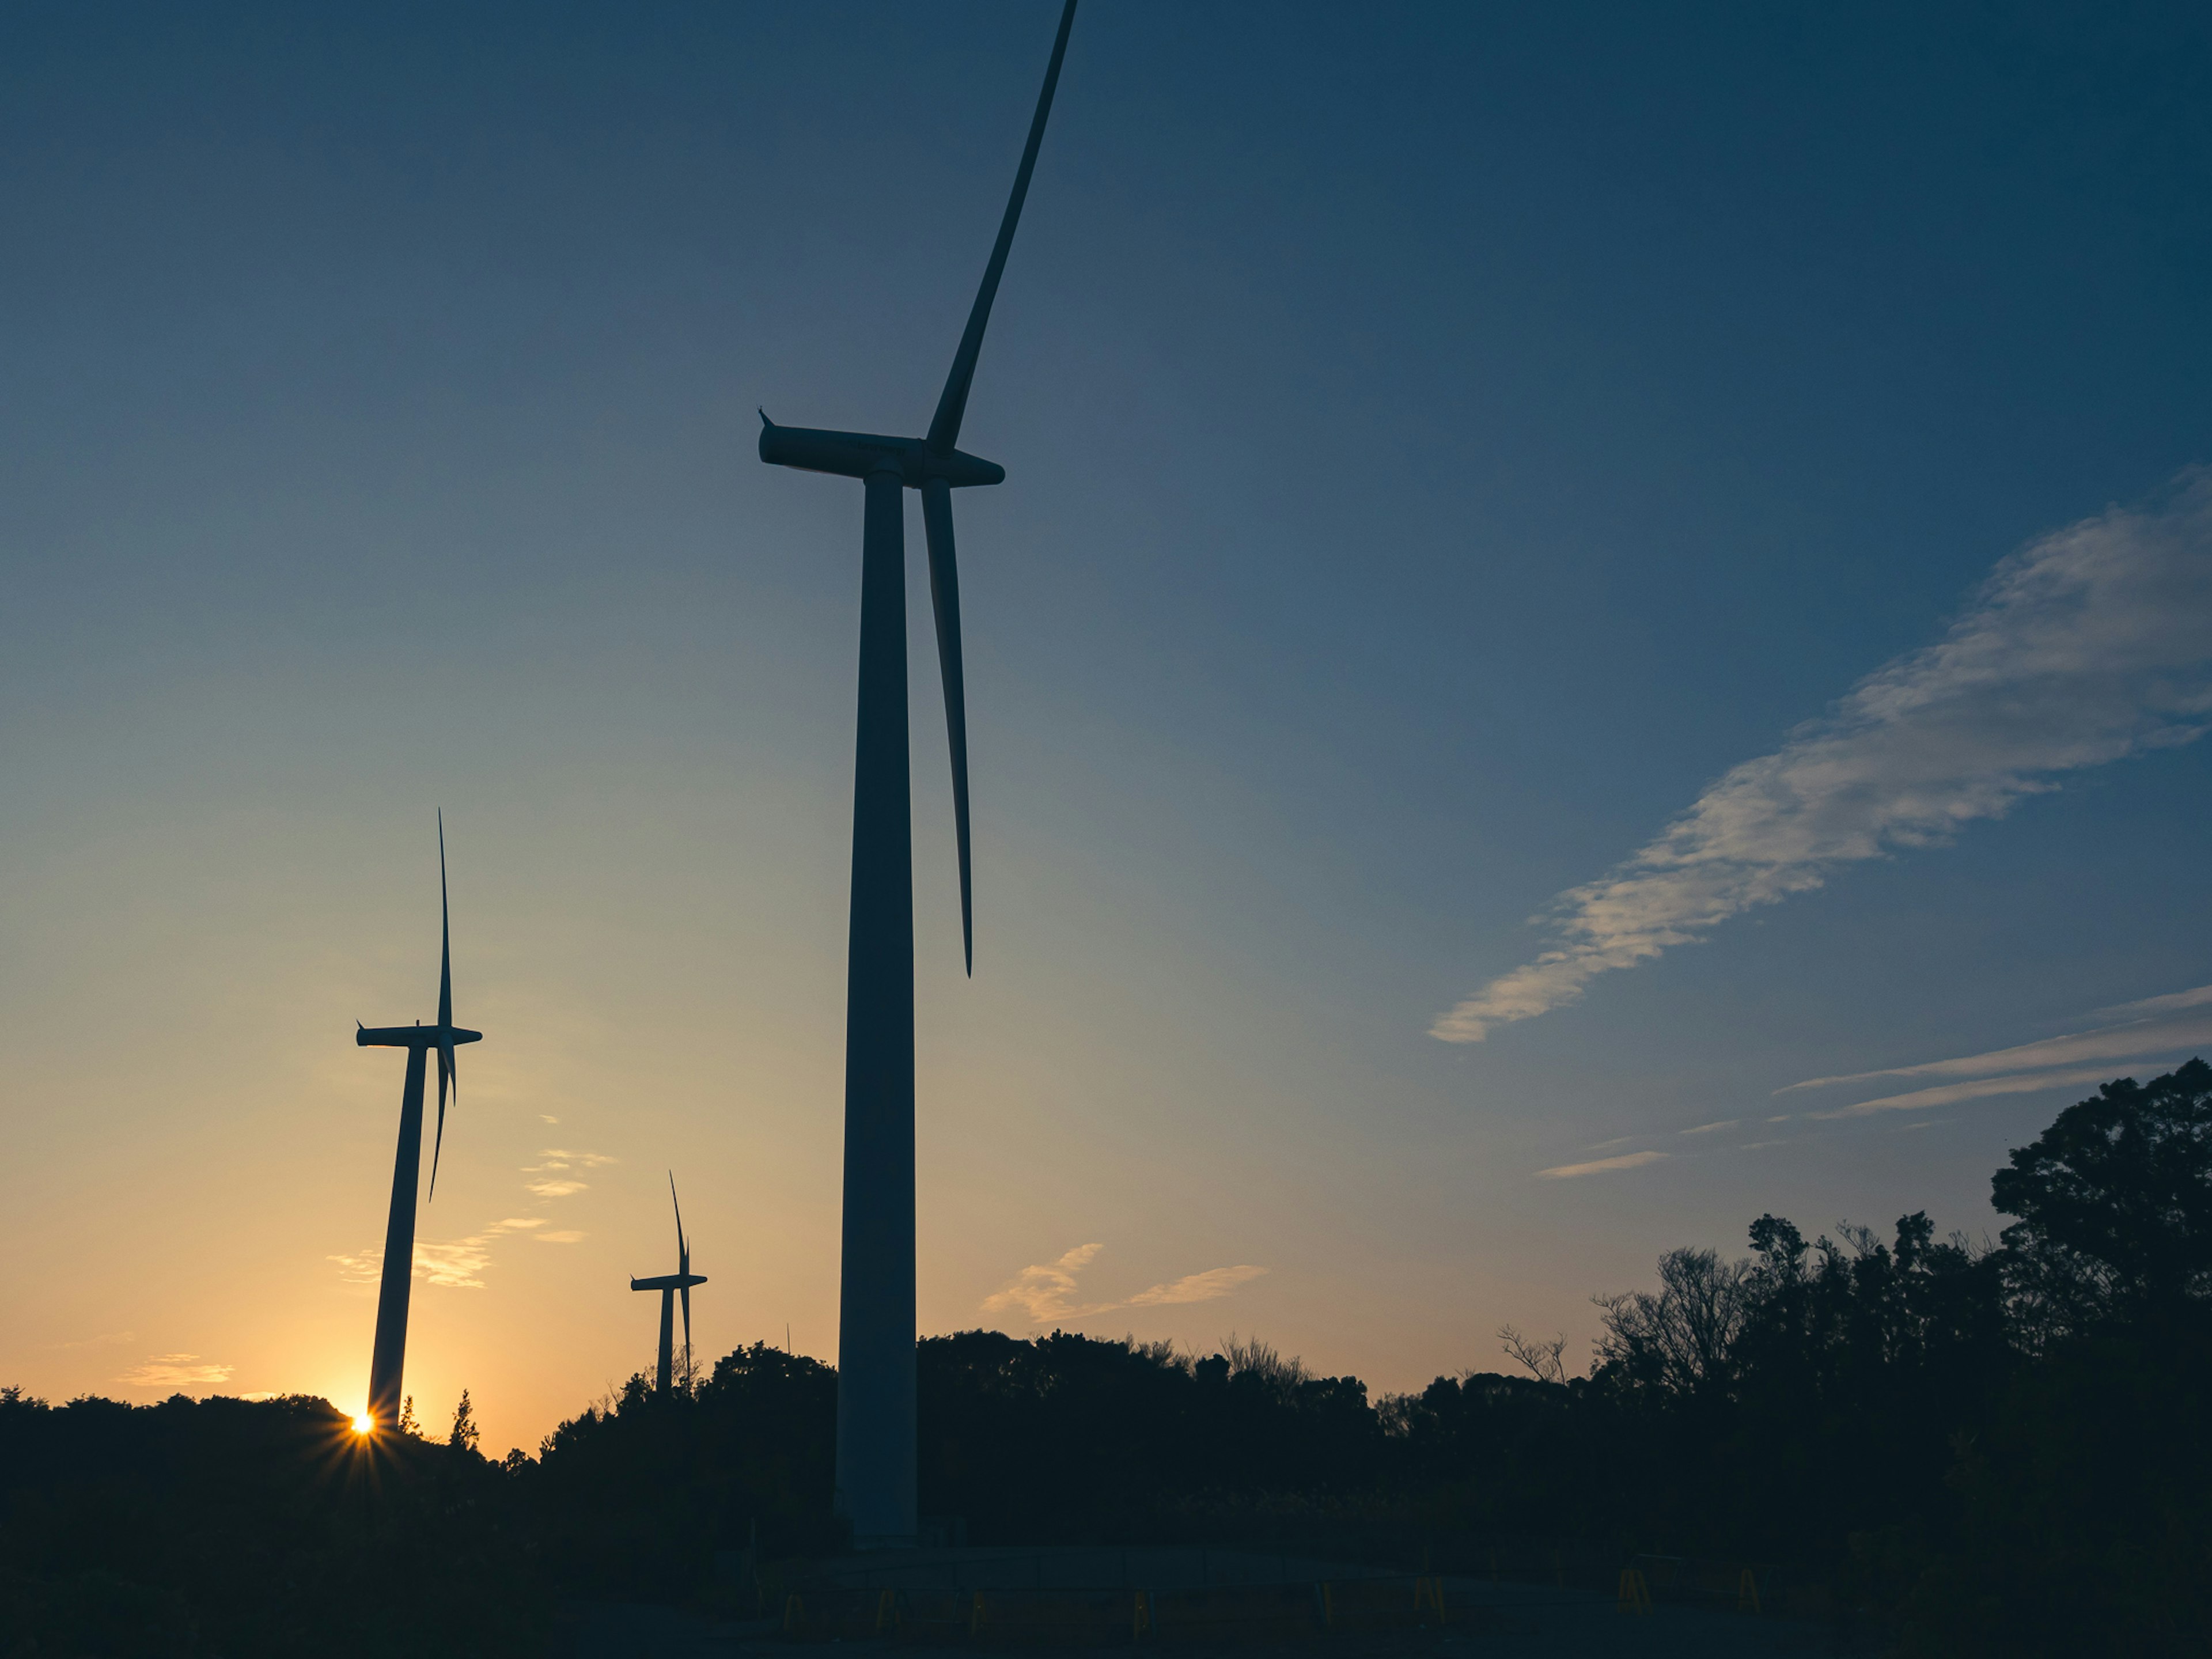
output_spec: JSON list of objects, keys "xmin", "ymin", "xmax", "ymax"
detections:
[{"xmin": 3, "ymin": 1, "xmax": 2209, "ymax": 1452}]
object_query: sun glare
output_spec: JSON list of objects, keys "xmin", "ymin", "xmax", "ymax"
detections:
[{"xmin": 352, "ymin": 1415, "xmax": 373, "ymax": 1436}]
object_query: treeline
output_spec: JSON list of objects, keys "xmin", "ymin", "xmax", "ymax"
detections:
[{"xmin": 5, "ymin": 1060, "xmax": 2208, "ymax": 1656}]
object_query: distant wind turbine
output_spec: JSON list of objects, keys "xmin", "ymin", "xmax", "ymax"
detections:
[
  {"xmin": 757, "ymin": 0, "xmax": 1078, "ymax": 1548},
  {"xmin": 354, "ymin": 814, "xmax": 483, "ymax": 1435},
  {"xmin": 631, "ymin": 1174, "xmax": 707, "ymax": 1395}
]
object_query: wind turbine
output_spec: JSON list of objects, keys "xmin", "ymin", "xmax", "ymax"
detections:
[
  {"xmin": 354, "ymin": 814, "xmax": 483, "ymax": 1435},
  {"xmin": 756, "ymin": 0, "xmax": 1077, "ymax": 1548},
  {"xmin": 630, "ymin": 1174, "xmax": 708, "ymax": 1395}
]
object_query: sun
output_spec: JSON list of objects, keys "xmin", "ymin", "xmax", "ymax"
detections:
[{"xmin": 351, "ymin": 1414, "xmax": 373, "ymax": 1436}]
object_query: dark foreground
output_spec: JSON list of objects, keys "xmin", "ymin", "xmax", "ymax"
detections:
[
  {"xmin": 558, "ymin": 1547, "xmax": 1859, "ymax": 1659},
  {"xmin": 7, "ymin": 1064, "xmax": 2211, "ymax": 1657}
]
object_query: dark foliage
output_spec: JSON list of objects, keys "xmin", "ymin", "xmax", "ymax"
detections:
[
  {"xmin": 918, "ymin": 1330, "xmax": 1377, "ymax": 1541},
  {"xmin": 6, "ymin": 1062, "xmax": 2208, "ymax": 1655},
  {"xmin": 0, "ymin": 1391, "xmax": 540, "ymax": 1657},
  {"xmin": 528, "ymin": 1340, "xmax": 840, "ymax": 1598},
  {"xmin": 1993, "ymin": 1056, "xmax": 2212, "ymax": 1324}
]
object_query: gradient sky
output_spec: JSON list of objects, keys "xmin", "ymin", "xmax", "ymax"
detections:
[{"xmin": 5, "ymin": 1, "xmax": 2210, "ymax": 1458}]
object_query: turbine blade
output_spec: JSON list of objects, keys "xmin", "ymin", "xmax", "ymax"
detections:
[
  {"xmin": 925, "ymin": 0, "xmax": 1078, "ymax": 454},
  {"xmin": 921, "ymin": 479, "xmax": 973, "ymax": 974},
  {"xmin": 429, "ymin": 1045, "xmax": 451, "ymax": 1201},
  {"xmin": 670, "ymin": 1172, "xmax": 686, "ymax": 1265},
  {"xmin": 437, "ymin": 811, "xmax": 453, "ymax": 1031}
]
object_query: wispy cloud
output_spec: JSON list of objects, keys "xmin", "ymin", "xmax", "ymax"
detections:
[
  {"xmin": 984, "ymin": 1243, "xmax": 1105, "ymax": 1323},
  {"xmin": 1784, "ymin": 981, "xmax": 2212, "ymax": 1119},
  {"xmin": 1808, "ymin": 1063, "xmax": 2131, "ymax": 1120},
  {"xmin": 527, "ymin": 1179, "xmax": 588, "ymax": 1199},
  {"xmin": 1434, "ymin": 472, "xmax": 2212, "ymax": 1043},
  {"xmin": 329, "ymin": 1227, "xmax": 510, "ymax": 1289},
  {"xmin": 1536, "ymin": 1150, "xmax": 1668, "ymax": 1180},
  {"xmin": 118, "ymin": 1354, "xmax": 233, "ymax": 1389},
  {"xmin": 2096, "ymin": 984, "xmax": 2212, "ymax": 1021},
  {"xmin": 537, "ymin": 1149, "xmax": 618, "ymax": 1167},
  {"xmin": 1679, "ymin": 1119, "xmax": 1740, "ymax": 1136},
  {"xmin": 982, "ymin": 1244, "xmax": 1265, "ymax": 1326},
  {"xmin": 413, "ymin": 1240, "xmax": 493, "ymax": 1287},
  {"xmin": 55, "ymin": 1330, "xmax": 135, "ymax": 1349},
  {"xmin": 1126, "ymin": 1266, "xmax": 1268, "ymax": 1306},
  {"xmin": 540, "ymin": 1115, "xmax": 560, "ymax": 1124},
  {"xmin": 536, "ymin": 1230, "xmax": 585, "ymax": 1244},
  {"xmin": 1782, "ymin": 986, "xmax": 2212, "ymax": 1094}
]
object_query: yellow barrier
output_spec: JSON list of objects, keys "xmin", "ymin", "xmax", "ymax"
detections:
[
  {"xmin": 1132, "ymin": 1588, "xmax": 1152, "ymax": 1640},
  {"xmin": 1738, "ymin": 1568, "xmax": 1762, "ymax": 1614},
  {"xmin": 1414, "ymin": 1575, "xmax": 1447, "ymax": 1623},
  {"xmin": 1617, "ymin": 1568, "xmax": 1654, "ymax": 1616},
  {"xmin": 782, "ymin": 1593, "xmax": 804, "ymax": 1633}
]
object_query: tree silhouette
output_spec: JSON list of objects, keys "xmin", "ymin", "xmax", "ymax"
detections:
[
  {"xmin": 450, "ymin": 1389, "xmax": 479, "ymax": 1454},
  {"xmin": 4, "ymin": 1062, "xmax": 2207, "ymax": 1657},
  {"xmin": 1993, "ymin": 1057, "xmax": 2212, "ymax": 1325}
]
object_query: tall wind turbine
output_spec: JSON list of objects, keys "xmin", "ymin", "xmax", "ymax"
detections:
[
  {"xmin": 630, "ymin": 1173, "xmax": 708, "ymax": 1395},
  {"xmin": 355, "ymin": 814, "xmax": 483, "ymax": 1434},
  {"xmin": 757, "ymin": 0, "xmax": 1077, "ymax": 1548}
]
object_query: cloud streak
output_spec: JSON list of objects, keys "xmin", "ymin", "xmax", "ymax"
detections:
[
  {"xmin": 1536, "ymin": 1150, "xmax": 1668, "ymax": 1180},
  {"xmin": 983, "ymin": 1244, "xmax": 1266, "ymax": 1326},
  {"xmin": 118, "ymin": 1354, "xmax": 233, "ymax": 1389},
  {"xmin": 1786, "ymin": 981, "xmax": 2212, "ymax": 1118},
  {"xmin": 1783, "ymin": 989, "xmax": 2212, "ymax": 1094},
  {"xmin": 1126, "ymin": 1266, "xmax": 1268, "ymax": 1306},
  {"xmin": 1808, "ymin": 1065, "xmax": 2127, "ymax": 1119},
  {"xmin": 983, "ymin": 1243, "xmax": 1105, "ymax": 1324},
  {"xmin": 1434, "ymin": 472, "xmax": 2212, "ymax": 1042},
  {"xmin": 331, "ymin": 1218, "xmax": 546, "ymax": 1289}
]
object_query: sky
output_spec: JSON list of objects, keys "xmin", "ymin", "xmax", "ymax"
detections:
[{"xmin": 3, "ymin": 1, "xmax": 2210, "ymax": 1458}]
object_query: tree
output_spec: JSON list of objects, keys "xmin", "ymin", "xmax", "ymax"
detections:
[
  {"xmin": 450, "ymin": 1389, "xmax": 480, "ymax": 1455},
  {"xmin": 1593, "ymin": 1247, "xmax": 1753, "ymax": 1396},
  {"xmin": 1497, "ymin": 1324, "xmax": 1569, "ymax": 1384},
  {"xmin": 1991, "ymin": 1057, "xmax": 2212, "ymax": 1324},
  {"xmin": 398, "ymin": 1394, "xmax": 420, "ymax": 1437}
]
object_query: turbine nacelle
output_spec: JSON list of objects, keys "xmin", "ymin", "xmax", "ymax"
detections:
[
  {"xmin": 757, "ymin": 415, "xmax": 1004, "ymax": 490},
  {"xmin": 355, "ymin": 1024, "xmax": 484, "ymax": 1050},
  {"xmin": 629, "ymin": 1272, "xmax": 710, "ymax": 1291}
]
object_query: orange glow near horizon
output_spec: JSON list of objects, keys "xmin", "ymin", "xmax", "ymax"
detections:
[{"xmin": 352, "ymin": 1414, "xmax": 373, "ymax": 1435}]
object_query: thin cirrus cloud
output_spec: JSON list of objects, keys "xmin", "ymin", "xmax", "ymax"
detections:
[
  {"xmin": 1785, "ymin": 983, "xmax": 2212, "ymax": 1119},
  {"xmin": 328, "ymin": 1215, "xmax": 571, "ymax": 1290},
  {"xmin": 982, "ymin": 1244, "xmax": 1267, "ymax": 1327},
  {"xmin": 1433, "ymin": 470, "xmax": 2212, "ymax": 1044},
  {"xmin": 524, "ymin": 1149, "xmax": 615, "ymax": 1201},
  {"xmin": 1125, "ymin": 1266, "xmax": 1270, "ymax": 1307},
  {"xmin": 1535, "ymin": 1150, "xmax": 1668, "ymax": 1180},
  {"xmin": 118, "ymin": 1353, "xmax": 233, "ymax": 1389}
]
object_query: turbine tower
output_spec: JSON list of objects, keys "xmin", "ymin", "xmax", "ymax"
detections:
[
  {"xmin": 757, "ymin": 0, "xmax": 1077, "ymax": 1548},
  {"xmin": 630, "ymin": 1173, "xmax": 707, "ymax": 1394},
  {"xmin": 355, "ymin": 814, "xmax": 482, "ymax": 1435}
]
